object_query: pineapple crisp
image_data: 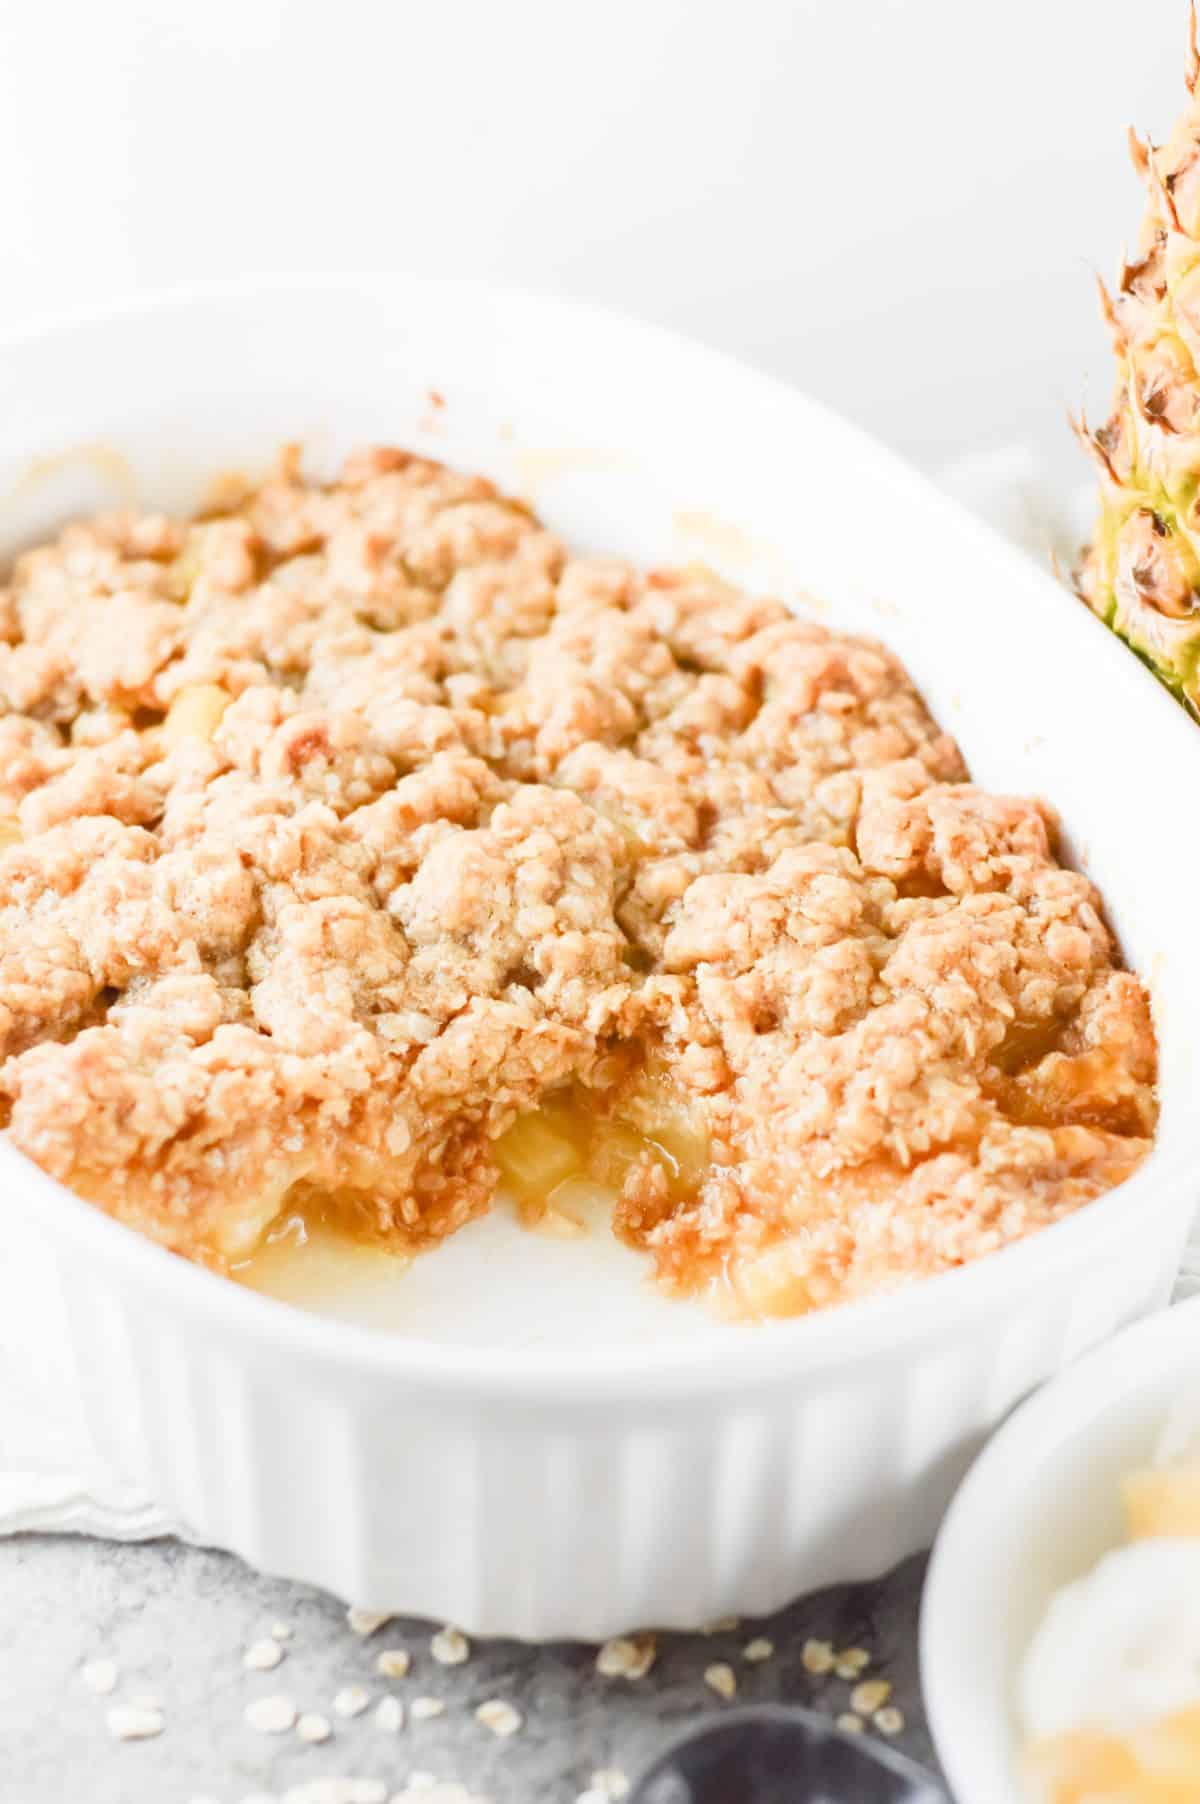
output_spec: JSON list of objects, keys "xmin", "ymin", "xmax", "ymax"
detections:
[{"xmin": 0, "ymin": 446, "xmax": 1156, "ymax": 1314}]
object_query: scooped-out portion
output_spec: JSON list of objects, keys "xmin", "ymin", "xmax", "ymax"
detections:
[{"xmin": 0, "ymin": 446, "xmax": 1157, "ymax": 1318}]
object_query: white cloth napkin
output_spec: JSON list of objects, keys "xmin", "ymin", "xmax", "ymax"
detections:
[{"xmin": 0, "ymin": 445, "xmax": 1194, "ymax": 1544}]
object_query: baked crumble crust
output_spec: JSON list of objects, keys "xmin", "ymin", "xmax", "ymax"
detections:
[{"xmin": 0, "ymin": 446, "xmax": 1157, "ymax": 1311}]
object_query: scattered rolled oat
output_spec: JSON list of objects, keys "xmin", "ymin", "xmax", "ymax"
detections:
[
  {"xmin": 801, "ymin": 1639, "xmax": 835, "ymax": 1675},
  {"xmin": 835, "ymin": 1712, "xmax": 864, "ymax": 1734},
  {"xmin": 272, "ymin": 1621, "xmax": 294, "ymax": 1640},
  {"xmin": 245, "ymin": 1693, "xmax": 298, "ymax": 1734},
  {"xmin": 581, "ymin": 1773, "xmax": 630, "ymax": 1804},
  {"xmin": 334, "ymin": 1683, "xmax": 372, "ymax": 1718},
  {"xmin": 586, "ymin": 1772, "xmax": 630, "ymax": 1801},
  {"xmin": 410, "ymin": 1696, "xmax": 446, "ymax": 1721},
  {"xmin": 851, "ymin": 1678, "xmax": 892, "ymax": 1715},
  {"xmin": 296, "ymin": 1711, "xmax": 333, "ymax": 1745},
  {"xmin": 244, "ymin": 1636, "xmax": 285, "ymax": 1671},
  {"xmin": 281, "ymin": 1783, "xmax": 387, "ymax": 1804},
  {"xmin": 390, "ymin": 1784, "xmax": 487, "ymax": 1804},
  {"xmin": 742, "ymin": 1637, "xmax": 774, "ymax": 1664},
  {"xmin": 874, "ymin": 1705, "xmax": 905, "ymax": 1736},
  {"xmin": 376, "ymin": 1647, "xmax": 411, "ymax": 1679},
  {"xmin": 375, "ymin": 1695, "xmax": 405, "ymax": 1733},
  {"xmin": 703, "ymin": 1615, "xmax": 740, "ymax": 1635},
  {"xmin": 430, "ymin": 1626, "xmax": 470, "ymax": 1667},
  {"xmin": 105, "ymin": 1704, "xmax": 164, "ymax": 1741},
  {"xmin": 81, "ymin": 1657, "xmax": 118, "ymax": 1695},
  {"xmin": 595, "ymin": 1633, "xmax": 657, "ymax": 1680},
  {"xmin": 703, "ymin": 1662, "xmax": 737, "ymax": 1701},
  {"xmin": 475, "ymin": 1698, "xmax": 523, "ymax": 1738},
  {"xmin": 833, "ymin": 1647, "xmax": 871, "ymax": 1680},
  {"xmin": 347, "ymin": 1607, "xmax": 393, "ymax": 1638}
]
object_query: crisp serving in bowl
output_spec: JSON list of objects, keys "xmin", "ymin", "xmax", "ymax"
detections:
[
  {"xmin": 0, "ymin": 443, "xmax": 1158, "ymax": 1319},
  {"xmin": 2, "ymin": 277, "xmax": 1197, "ymax": 1635},
  {"xmin": 923, "ymin": 1298, "xmax": 1200, "ymax": 1804}
]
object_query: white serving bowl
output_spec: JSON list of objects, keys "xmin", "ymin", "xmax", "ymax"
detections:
[
  {"xmin": 922, "ymin": 1293, "xmax": 1200, "ymax": 1804},
  {"xmin": 2, "ymin": 276, "xmax": 1198, "ymax": 1640}
]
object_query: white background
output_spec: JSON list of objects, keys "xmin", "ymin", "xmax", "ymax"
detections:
[{"xmin": 0, "ymin": 0, "xmax": 1188, "ymax": 486}]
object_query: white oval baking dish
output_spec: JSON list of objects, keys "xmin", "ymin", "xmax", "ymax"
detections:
[
  {"xmin": 921, "ymin": 1293, "xmax": 1200, "ymax": 1804},
  {"xmin": 1, "ymin": 277, "xmax": 1197, "ymax": 1640}
]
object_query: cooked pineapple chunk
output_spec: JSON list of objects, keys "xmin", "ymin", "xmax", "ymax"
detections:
[
  {"xmin": 1024, "ymin": 1727, "xmax": 1141, "ymax": 1802},
  {"xmin": 589, "ymin": 1121, "xmax": 652, "ymax": 1188},
  {"xmin": 589, "ymin": 1100, "xmax": 710, "ymax": 1198},
  {"xmin": 530, "ymin": 1176, "xmax": 612, "ymax": 1239},
  {"xmin": 733, "ymin": 1245, "xmax": 822, "ymax": 1319},
  {"xmin": 1132, "ymin": 1700, "xmax": 1200, "ymax": 1781},
  {"xmin": 1027, "ymin": 1700, "xmax": 1200, "ymax": 1801},
  {"xmin": 645, "ymin": 1109, "xmax": 709, "ymax": 1191},
  {"xmin": 493, "ymin": 1109, "xmax": 583, "ymax": 1201},
  {"xmin": 1124, "ymin": 1460, "xmax": 1200, "ymax": 1540},
  {"xmin": 162, "ymin": 683, "xmax": 231, "ymax": 748}
]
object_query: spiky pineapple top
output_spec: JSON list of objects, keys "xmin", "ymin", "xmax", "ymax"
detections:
[{"xmin": 1078, "ymin": 10, "xmax": 1200, "ymax": 709}]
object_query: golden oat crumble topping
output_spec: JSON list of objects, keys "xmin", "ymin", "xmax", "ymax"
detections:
[{"xmin": 0, "ymin": 446, "xmax": 1157, "ymax": 1312}]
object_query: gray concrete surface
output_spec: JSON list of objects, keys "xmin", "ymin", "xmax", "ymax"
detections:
[{"xmin": 0, "ymin": 1536, "xmax": 939, "ymax": 1802}]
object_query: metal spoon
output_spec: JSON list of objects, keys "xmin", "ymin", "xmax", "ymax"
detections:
[{"xmin": 629, "ymin": 1705, "xmax": 949, "ymax": 1804}]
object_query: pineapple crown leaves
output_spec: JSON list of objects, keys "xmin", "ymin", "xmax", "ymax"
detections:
[{"xmin": 1074, "ymin": 3, "xmax": 1200, "ymax": 710}]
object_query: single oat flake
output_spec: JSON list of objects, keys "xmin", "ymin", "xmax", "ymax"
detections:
[
  {"xmin": 743, "ymin": 1637, "xmax": 774, "ymax": 1664},
  {"xmin": 430, "ymin": 1626, "xmax": 470, "ymax": 1667},
  {"xmin": 802, "ymin": 1639, "xmax": 835, "ymax": 1675},
  {"xmin": 81, "ymin": 1657, "xmax": 118, "ymax": 1695},
  {"xmin": 295, "ymin": 1711, "xmax": 333, "ymax": 1744},
  {"xmin": 244, "ymin": 1636, "xmax": 285, "ymax": 1671},
  {"xmin": 333, "ymin": 1683, "xmax": 372, "ymax": 1718},
  {"xmin": 703, "ymin": 1662, "xmax": 737, "ymax": 1701},
  {"xmin": 475, "ymin": 1698, "xmax": 523, "ymax": 1738},
  {"xmin": 834, "ymin": 1646, "xmax": 871, "ymax": 1680},
  {"xmin": 375, "ymin": 1647, "xmax": 411, "ymax": 1679},
  {"xmin": 391, "ymin": 1782, "xmax": 488, "ymax": 1804},
  {"xmin": 275, "ymin": 1781, "xmax": 382, "ymax": 1804},
  {"xmin": 595, "ymin": 1633, "xmax": 657, "ymax": 1680},
  {"xmin": 410, "ymin": 1696, "xmax": 446, "ymax": 1721},
  {"xmin": 279, "ymin": 1781, "xmax": 386, "ymax": 1804},
  {"xmin": 851, "ymin": 1677, "xmax": 892, "ymax": 1715},
  {"xmin": 106, "ymin": 1704, "xmax": 164, "ymax": 1741},
  {"xmin": 346, "ymin": 1606, "xmax": 392, "ymax": 1638},
  {"xmin": 245, "ymin": 1693, "xmax": 298, "ymax": 1734},
  {"xmin": 584, "ymin": 1773, "xmax": 630, "ymax": 1802},
  {"xmin": 374, "ymin": 1695, "xmax": 405, "ymax": 1732}
]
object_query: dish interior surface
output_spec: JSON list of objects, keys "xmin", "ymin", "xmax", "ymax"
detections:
[{"xmin": 0, "ymin": 280, "xmax": 1195, "ymax": 1359}]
